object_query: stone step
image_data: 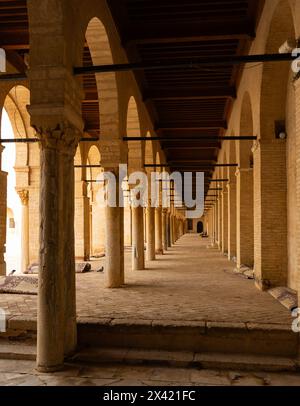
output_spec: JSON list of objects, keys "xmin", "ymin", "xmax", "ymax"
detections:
[
  {"xmin": 70, "ymin": 347, "xmax": 299, "ymax": 373},
  {"xmin": 0, "ymin": 341, "xmax": 298, "ymax": 373},
  {"xmin": 1, "ymin": 317, "xmax": 298, "ymax": 364},
  {"xmin": 77, "ymin": 318, "xmax": 299, "ymax": 358},
  {"xmin": 0, "ymin": 340, "xmax": 36, "ymax": 361}
]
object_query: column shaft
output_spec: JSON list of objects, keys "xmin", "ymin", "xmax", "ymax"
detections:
[
  {"xmin": 236, "ymin": 169, "xmax": 254, "ymax": 270},
  {"xmin": 155, "ymin": 207, "xmax": 163, "ymax": 254},
  {"xmin": 162, "ymin": 210, "xmax": 168, "ymax": 251},
  {"xmin": 38, "ymin": 141, "xmax": 77, "ymax": 372},
  {"xmin": 146, "ymin": 206, "xmax": 155, "ymax": 260},
  {"xmin": 131, "ymin": 206, "xmax": 145, "ymax": 270},
  {"xmin": 222, "ymin": 191, "xmax": 228, "ymax": 254},
  {"xmin": 0, "ymin": 170, "xmax": 7, "ymax": 276},
  {"xmin": 18, "ymin": 190, "xmax": 29, "ymax": 273},
  {"xmin": 228, "ymin": 182, "xmax": 237, "ymax": 260}
]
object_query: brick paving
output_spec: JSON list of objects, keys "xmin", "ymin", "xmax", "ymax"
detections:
[{"xmin": 0, "ymin": 234, "xmax": 293, "ymax": 326}]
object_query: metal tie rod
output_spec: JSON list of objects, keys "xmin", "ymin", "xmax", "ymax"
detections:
[
  {"xmin": 208, "ymin": 179, "xmax": 229, "ymax": 182},
  {"xmin": 73, "ymin": 53, "xmax": 298, "ymax": 75},
  {"xmin": 0, "ymin": 137, "xmax": 99, "ymax": 143},
  {"xmin": 74, "ymin": 165, "xmax": 102, "ymax": 168},
  {"xmin": 123, "ymin": 136, "xmax": 257, "ymax": 141},
  {"xmin": 144, "ymin": 164, "xmax": 237, "ymax": 168}
]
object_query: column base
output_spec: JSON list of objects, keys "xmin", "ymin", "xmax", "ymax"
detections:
[
  {"xmin": 0, "ymin": 261, "xmax": 6, "ymax": 276},
  {"xmin": 105, "ymin": 282, "xmax": 123, "ymax": 289},
  {"xmin": 155, "ymin": 249, "xmax": 163, "ymax": 255},
  {"xmin": 36, "ymin": 363, "xmax": 65, "ymax": 373},
  {"xmin": 254, "ymin": 277, "xmax": 271, "ymax": 292}
]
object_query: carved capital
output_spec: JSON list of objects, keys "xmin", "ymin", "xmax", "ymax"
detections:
[
  {"xmin": 251, "ymin": 139, "xmax": 260, "ymax": 153},
  {"xmin": 17, "ymin": 189, "xmax": 29, "ymax": 206},
  {"xmin": 33, "ymin": 121, "xmax": 81, "ymax": 155}
]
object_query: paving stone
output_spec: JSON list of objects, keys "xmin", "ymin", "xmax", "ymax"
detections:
[
  {"xmin": 190, "ymin": 369, "xmax": 230, "ymax": 386},
  {"xmin": 0, "ymin": 236, "xmax": 292, "ymax": 329}
]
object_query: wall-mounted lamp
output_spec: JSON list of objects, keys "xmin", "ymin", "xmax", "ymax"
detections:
[{"xmin": 275, "ymin": 120, "xmax": 287, "ymax": 140}]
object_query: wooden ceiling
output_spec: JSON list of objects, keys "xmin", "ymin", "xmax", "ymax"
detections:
[
  {"xmin": 0, "ymin": 0, "xmax": 28, "ymax": 73},
  {"xmin": 108, "ymin": 0, "xmax": 264, "ymax": 192},
  {"xmin": 0, "ymin": 0, "xmax": 265, "ymax": 195}
]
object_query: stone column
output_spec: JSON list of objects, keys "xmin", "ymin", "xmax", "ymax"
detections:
[
  {"xmin": 217, "ymin": 195, "xmax": 222, "ymax": 250},
  {"xmin": 105, "ymin": 171, "xmax": 124, "ymax": 287},
  {"xmin": 174, "ymin": 217, "xmax": 178, "ymax": 241},
  {"xmin": 120, "ymin": 205, "xmax": 125, "ymax": 285},
  {"xmin": 214, "ymin": 202, "xmax": 218, "ymax": 245},
  {"xmin": 162, "ymin": 209, "xmax": 168, "ymax": 251},
  {"xmin": 146, "ymin": 205, "xmax": 155, "ymax": 261},
  {"xmin": 167, "ymin": 212, "xmax": 172, "ymax": 247},
  {"xmin": 155, "ymin": 206, "xmax": 163, "ymax": 254},
  {"xmin": 212, "ymin": 206, "xmax": 217, "ymax": 246},
  {"xmin": 295, "ymin": 81, "xmax": 300, "ymax": 302},
  {"xmin": 75, "ymin": 182, "xmax": 90, "ymax": 261},
  {"xmin": 227, "ymin": 181, "xmax": 237, "ymax": 261},
  {"xmin": 131, "ymin": 205, "xmax": 145, "ymax": 270},
  {"xmin": 17, "ymin": 190, "xmax": 29, "ymax": 273},
  {"xmin": 0, "ymin": 146, "xmax": 7, "ymax": 275},
  {"xmin": 170, "ymin": 214, "xmax": 174, "ymax": 245},
  {"xmin": 91, "ymin": 203, "xmax": 105, "ymax": 256},
  {"xmin": 221, "ymin": 189, "xmax": 228, "ymax": 254},
  {"xmin": 236, "ymin": 168, "xmax": 254, "ymax": 270},
  {"xmin": 35, "ymin": 124, "xmax": 80, "ymax": 372}
]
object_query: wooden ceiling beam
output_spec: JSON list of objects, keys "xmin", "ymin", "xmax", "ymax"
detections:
[
  {"xmin": 143, "ymin": 86, "xmax": 236, "ymax": 101},
  {"xmin": 156, "ymin": 120, "xmax": 228, "ymax": 130},
  {"xmin": 122, "ymin": 19, "xmax": 256, "ymax": 45}
]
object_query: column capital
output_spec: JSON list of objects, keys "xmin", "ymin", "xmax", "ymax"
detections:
[
  {"xmin": 33, "ymin": 121, "xmax": 82, "ymax": 155},
  {"xmin": 17, "ymin": 189, "xmax": 29, "ymax": 206},
  {"xmin": 251, "ymin": 139, "xmax": 260, "ymax": 153}
]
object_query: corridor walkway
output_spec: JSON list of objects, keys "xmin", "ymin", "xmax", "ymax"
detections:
[{"xmin": 0, "ymin": 234, "xmax": 292, "ymax": 326}]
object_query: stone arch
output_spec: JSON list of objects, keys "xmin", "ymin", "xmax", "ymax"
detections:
[
  {"xmin": 127, "ymin": 96, "xmax": 143, "ymax": 172},
  {"xmin": 2, "ymin": 86, "xmax": 32, "ymax": 170},
  {"xmin": 260, "ymin": 0, "xmax": 295, "ymax": 141},
  {"xmin": 74, "ymin": 146, "xmax": 90, "ymax": 260},
  {"xmin": 236, "ymin": 92, "xmax": 254, "ymax": 270},
  {"xmin": 84, "ymin": 17, "xmax": 120, "ymax": 150},
  {"xmin": 254, "ymin": 0, "xmax": 296, "ymax": 289},
  {"xmin": 227, "ymin": 137, "xmax": 237, "ymax": 260},
  {"xmin": 1, "ymin": 85, "xmax": 39, "ymax": 274},
  {"xmin": 86, "ymin": 145, "xmax": 105, "ymax": 257}
]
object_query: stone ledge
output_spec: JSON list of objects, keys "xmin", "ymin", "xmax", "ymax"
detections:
[
  {"xmin": 7, "ymin": 316, "xmax": 37, "ymax": 332},
  {"xmin": 69, "ymin": 346, "xmax": 299, "ymax": 373}
]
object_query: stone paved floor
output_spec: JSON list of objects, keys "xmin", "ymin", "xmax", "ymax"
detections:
[
  {"xmin": 1, "ymin": 359, "xmax": 300, "ymax": 386},
  {"xmin": 0, "ymin": 234, "xmax": 293, "ymax": 325}
]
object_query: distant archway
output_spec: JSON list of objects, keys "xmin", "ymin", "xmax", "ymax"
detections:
[{"xmin": 197, "ymin": 221, "xmax": 204, "ymax": 234}]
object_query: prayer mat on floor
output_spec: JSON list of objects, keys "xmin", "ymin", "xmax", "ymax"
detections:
[
  {"xmin": 269, "ymin": 287, "xmax": 298, "ymax": 311},
  {"xmin": 0, "ymin": 275, "xmax": 38, "ymax": 295},
  {"xmin": 75, "ymin": 262, "xmax": 92, "ymax": 273}
]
